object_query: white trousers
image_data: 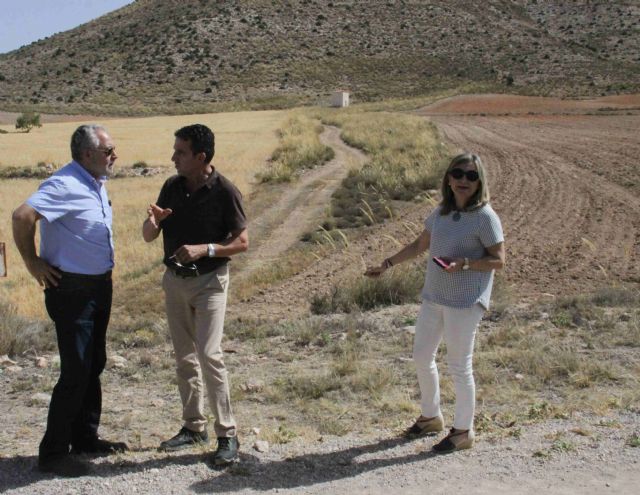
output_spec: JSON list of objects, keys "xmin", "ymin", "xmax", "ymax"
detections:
[{"xmin": 413, "ymin": 300, "xmax": 484, "ymax": 430}]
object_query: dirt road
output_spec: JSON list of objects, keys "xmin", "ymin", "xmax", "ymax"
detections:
[{"xmin": 244, "ymin": 125, "xmax": 367, "ymax": 272}]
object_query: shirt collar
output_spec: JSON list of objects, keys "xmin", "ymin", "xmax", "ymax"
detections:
[
  {"xmin": 70, "ymin": 160, "xmax": 106, "ymax": 186},
  {"xmin": 204, "ymin": 168, "xmax": 218, "ymax": 189}
]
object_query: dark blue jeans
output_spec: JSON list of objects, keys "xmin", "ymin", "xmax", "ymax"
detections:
[{"xmin": 39, "ymin": 274, "xmax": 112, "ymax": 461}]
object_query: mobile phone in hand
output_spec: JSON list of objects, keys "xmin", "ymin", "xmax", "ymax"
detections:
[{"xmin": 432, "ymin": 257, "xmax": 450, "ymax": 269}]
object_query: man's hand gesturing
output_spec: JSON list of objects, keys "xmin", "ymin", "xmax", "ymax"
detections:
[{"xmin": 147, "ymin": 204, "xmax": 173, "ymax": 228}]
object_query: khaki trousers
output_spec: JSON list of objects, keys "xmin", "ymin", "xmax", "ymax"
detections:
[{"xmin": 162, "ymin": 265, "xmax": 236, "ymax": 437}]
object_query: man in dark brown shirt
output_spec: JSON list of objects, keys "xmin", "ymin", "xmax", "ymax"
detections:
[{"xmin": 142, "ymin": 124, "xmax": 248, "ymax": 466}]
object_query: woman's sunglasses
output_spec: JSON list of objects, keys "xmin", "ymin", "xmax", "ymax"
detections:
[{"xmin": 449, "ymin": 168, "xmax": 479, "ymax": 182}]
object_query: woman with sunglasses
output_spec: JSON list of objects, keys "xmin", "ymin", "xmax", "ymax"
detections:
[{"xmin": 365, "ymin": 152, "xmax": 505, "ymax": 453}]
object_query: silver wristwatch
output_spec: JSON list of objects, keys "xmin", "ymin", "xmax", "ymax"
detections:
[
  {"xmin": 462, "ymin": 257, "xmax": 470, "ymax": 270},
  {"xmin": 207, "ymin": 243, "xmax": 216, "ymax": 258}
]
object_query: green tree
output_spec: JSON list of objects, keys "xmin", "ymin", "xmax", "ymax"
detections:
[{"xmin": 15, "ymin": 112, "xmax": 42, "ymax": 133}]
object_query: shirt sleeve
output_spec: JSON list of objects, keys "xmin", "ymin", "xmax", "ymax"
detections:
[
  {"xmin": 423, "ymin": 206, "xmax": 440, "ymax": 233},
  {"xmin": 224, "ymin": 185, "xmax": 247, "ymax": 232},
  {"xmin": 479, "ymin": 207, "xmax": 504, "ymax": 247},
  {"xmin": 25, "ymin": 177, "xmax": 70, "ymax": 223}
]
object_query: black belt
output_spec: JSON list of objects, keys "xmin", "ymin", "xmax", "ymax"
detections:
[
  {"xmin": 168, "ymin": 265, "xmax": 200, "ymax": 278},
  {"xmin": 59, "ymin": 270, "xmax": 112, "ymax": 280}
]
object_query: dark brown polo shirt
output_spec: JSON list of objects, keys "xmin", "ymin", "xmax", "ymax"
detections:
[{"xmin": 156, "ymin": 170, "xmax": 247, "ymax": 274}]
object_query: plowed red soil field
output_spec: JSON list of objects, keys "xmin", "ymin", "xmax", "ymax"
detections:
[{"xmin": 418, "ymin": 94, "xmax": 640, "ymax": 297}]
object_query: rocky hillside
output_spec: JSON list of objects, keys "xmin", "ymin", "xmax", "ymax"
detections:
[{"xmin": 0, "ymin": 0, "xmax": 638, "ymax": 115}]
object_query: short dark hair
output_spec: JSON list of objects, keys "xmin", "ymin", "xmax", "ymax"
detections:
[{"xmin": 174, "ymin": 124, "xmax": 215, "ymax": 163}]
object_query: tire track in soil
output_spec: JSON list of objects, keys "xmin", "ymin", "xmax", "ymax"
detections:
[
  {"xmin": 251, "ymin": 125, "xmax": 366, "ymax": 269},
  {"xmin": 233, "ymin": 125, "xmax": 367, "ymax": 282},
  {"xmin": 428, "ymin": 114, "xmax": 640, "ymax": 297}
]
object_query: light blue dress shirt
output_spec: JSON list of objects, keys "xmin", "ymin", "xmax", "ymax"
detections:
[{"xmin": 26, "ymin": 160, "xmax": 114, "ymax": 275}]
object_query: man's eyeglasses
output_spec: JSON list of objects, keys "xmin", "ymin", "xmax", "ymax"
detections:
[
  {"xmin": 448, "ymin": 168, "xmax": 479, "ymax": 182},
  {"xmin": 95, "ymin": 146, "xmax": 116, "ymax": 157}
]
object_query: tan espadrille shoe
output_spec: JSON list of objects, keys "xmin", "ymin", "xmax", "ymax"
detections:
[
  {"xmin": 432, "ymin": 428, "xmax": 475, "ymax": 453},
  {"xmin": 404, "ymin": 414, "xmax": 445, "ymax": 438}
]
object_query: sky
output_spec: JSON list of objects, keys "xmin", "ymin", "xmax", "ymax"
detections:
[{"xmin": 0, "ymin": 0, "xmax": 135, "ymax": 54}]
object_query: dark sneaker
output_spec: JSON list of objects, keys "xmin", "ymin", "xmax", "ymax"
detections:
[
  {"xmin": 159, "ymin": 427, "xmax": 209, "ymax": 452},
  {"xmin": 39, "ymin": 455, "xmax": 90, "ymax": 478},
  {"xmin": 211, "ymin": 436, "xmax": 239, "ymax": 466},
  {"xmin": 71, "ymin": 437, "xmax": 129, "ymax": 455}
]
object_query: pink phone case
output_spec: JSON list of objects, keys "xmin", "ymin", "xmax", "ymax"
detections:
[{"xmin": 433, "ymin": 257, "xmax": 450, "ymax": 269}]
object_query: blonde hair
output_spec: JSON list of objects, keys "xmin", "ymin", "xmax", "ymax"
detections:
[{"xmin": 439, "ymin": 152, "xmax": 490, "ymax": 215}]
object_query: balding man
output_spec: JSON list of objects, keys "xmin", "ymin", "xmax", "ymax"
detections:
[{"xmin": 12, "ymin": 124, "xmax": 127, "ymax": 477}]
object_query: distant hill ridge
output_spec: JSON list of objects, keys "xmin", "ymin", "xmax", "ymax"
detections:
[{"xmin": 0, "ymin": 0, "xmax": 638, "ymax": 115}]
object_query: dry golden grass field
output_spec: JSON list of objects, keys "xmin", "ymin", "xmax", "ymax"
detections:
[{"xmin": 0, "ymin": 110, "xmax": 286, "ymax": 319}]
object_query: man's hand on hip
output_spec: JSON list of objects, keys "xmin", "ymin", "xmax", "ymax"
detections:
[{"xmin": 26, "ymin": 257, "xmax": 62, "ymax": 288}]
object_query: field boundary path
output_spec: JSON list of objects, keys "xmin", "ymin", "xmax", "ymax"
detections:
[{"xmin": 239, "ymin": 124, "xmax": 367, "ymax": 273}]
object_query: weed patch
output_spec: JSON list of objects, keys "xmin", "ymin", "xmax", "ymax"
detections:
[
  {"xmin": 0, "ymin": 300, "xmax": 54, "ymax": 356},
  {"xmin": 310, "ymin": 263, "xmax": 423, "ymax": 314},
  {"xmin": 305, "ymin": 109, "xmax": 448, "ymax": 233},
  {"xmin": 257, "ymin": 115, "xmax": 334, "ymax": 183}
]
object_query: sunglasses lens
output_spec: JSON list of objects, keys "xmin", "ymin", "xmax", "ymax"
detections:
[{"xmin": 449, "ymin": 168, "xmax": 479, "ymax": 181}]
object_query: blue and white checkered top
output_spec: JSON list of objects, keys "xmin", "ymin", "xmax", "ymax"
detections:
[{"xmin": 421, "ymin": 204, "xmax": 504, "ymax": 309}]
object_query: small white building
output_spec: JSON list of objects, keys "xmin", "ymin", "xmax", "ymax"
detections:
[{"xmin": 331, "ymin": 91, "xmax": 350, "ymax": 108}]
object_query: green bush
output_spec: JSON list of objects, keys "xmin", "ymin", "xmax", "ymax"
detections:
[{"xmin": 15, "ymin": 112, "xmax": 42, "ymax": 133}]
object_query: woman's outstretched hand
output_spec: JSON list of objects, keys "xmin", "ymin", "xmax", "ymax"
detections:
[{"xmin": 365, "ymin": 262, "xmax": 388, "ymax": 278}]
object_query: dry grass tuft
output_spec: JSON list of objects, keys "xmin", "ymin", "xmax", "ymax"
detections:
[
  {"xmin": 257, "ymin": 114, "xmax": 335, "ymax": 183},
  {"xmin": 310, "ymin": 263, "xmax": 424, "ymax": 314}
]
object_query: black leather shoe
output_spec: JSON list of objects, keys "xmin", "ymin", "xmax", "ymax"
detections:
[
  {"xmin": 159, "ymin": 427, "xmax": 209, "ymax": 452},
  {"xmin": 211, "ymin": 436, "xmax": 239, "ymax": 466},
  {"xmin": 39, "ymin": 455, "xmax": 90, "ymax": 478},
  {"xmin": 71, "ymin": 437, "xmax": 129, "ymax": 455}
]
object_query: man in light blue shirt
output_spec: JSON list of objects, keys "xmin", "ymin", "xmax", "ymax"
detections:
[{"xmin": 12, "ymin": 124, "xmax": 127, "ymax": 477}]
